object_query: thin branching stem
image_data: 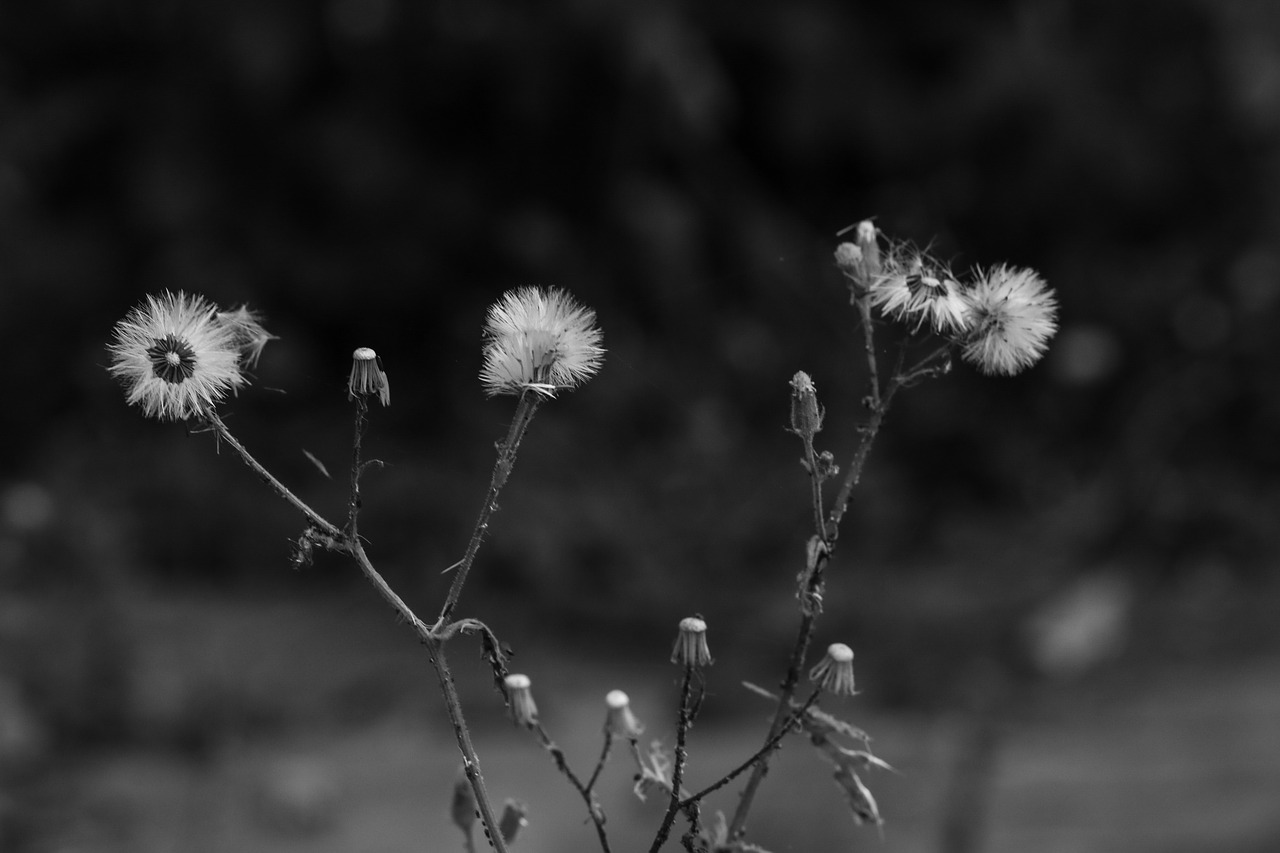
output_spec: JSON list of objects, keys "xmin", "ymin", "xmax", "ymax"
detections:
[
  {"xmin": 205, "ymin": 410, "xmax": 343, "ymax": 540},
  {"xmin": 726, "ymin": 608, "xmax": 819, "ymax": 839},
  {"xmin": 533, "ymin": 724, "xmax": 611, "ymax": 853},
  {"xmin": 437, "ymin": 391, "xmax": 542, "ymax": 627},
  {"xmin": 650, "ymin": 666, "xmax": 696, "ymax": 853},
  {"xmin": 728, "ymin": 294, "xmax": 887, "ymax": 840},
  {"xmin": 681, "ymin": 688, "xmax": 821, "ymax": 807},
  {"xmin": 208, "ymin": 412, "xmax": 508, "ymax": 853},
  {"xmin": 586, "ymin": 731, "xmax": 615, "ymax": 794}
]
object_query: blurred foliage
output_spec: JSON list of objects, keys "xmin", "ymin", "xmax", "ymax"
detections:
[{"xmin": 3, "ymin": 0, "xmax": 1280, "ymax": 678}]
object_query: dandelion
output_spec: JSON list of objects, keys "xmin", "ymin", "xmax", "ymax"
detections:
[
  {"xmin": 809, "ymin": 642, "xmax": 857, "ymax": 697},
  {"xmin": 348, "ymin": 347, "xmax": 391, "ymax": 406},
  {"xmin": 671, "ymin": 616, "xmax": 712, "ymax": 668},
  {"xmin": 603, "ymin": 690, "xmax": 645, "ymax": 741},
  {"xmin": 503, "ymin": 673, "xmax": 538, "ymax": 729},
  {"xmin": 108, "ymin": 291, "xmax": 246, "ymax": 421},
  {"xmin": 480, "ymin": 287, "xmax": 604, "ymax": 397},
  {"xmin": 870, "ymin": 251, "xmax": 969, "ymax": 334},
  {"xmin": 960, "ymin": 265, "xmax": 1059, "ymax": 376},
  {"xmin": 216, "ymin": 304, "xmax": 276, "ymax": 370}
]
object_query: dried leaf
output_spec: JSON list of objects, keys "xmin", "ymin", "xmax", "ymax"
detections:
[{"xmin": 301, "ymin": 449, "xmax": 331, "ymax": 479}]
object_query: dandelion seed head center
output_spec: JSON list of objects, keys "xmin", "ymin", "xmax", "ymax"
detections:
[{"xmin": 146, "ymin": 333, "xmax": 197, "ymax": 384}]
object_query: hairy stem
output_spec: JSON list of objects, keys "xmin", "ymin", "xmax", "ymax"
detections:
[
  {"xmin": 206, "ymin": 410, "xmax": 342, "ymax": 540},
  {"xmin": 586, "ymin": 731, "xmax": 615, "ymax": 795},
  {"xmin": 728, "ymin": 295, "xmax": 886, "ymax": 840},
  {"xmin": 430, "ymin": 644, "xmax": 510, "ymax": 853},
  {"xmin": 347, "ymin": 395, "xmax": 367, "ymax": 538},
  {"xmin": 650, "ymin": 666, "xmax": 695, "ymax": 853},
  {"xmin": 682, "ymin": 689, "xmax": 821, "ymax": 807},
  {"xmin": 726, "ymin": 609, "xmax": 818, "ymax": 839},
  {"xmin": 437, "ymin": 391, "xmax": 541, "ymax": 626},
  {"xmin": 533, "ymin": 724, "xmax": 611, "ymax": 853},
  {"xmin": 209, "ymin": 412, "xmax": 507, "ymax": 852}
]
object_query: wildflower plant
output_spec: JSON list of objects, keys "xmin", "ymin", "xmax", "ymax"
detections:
[{"xmin": 107, "ymin": 221, "xmax": 1057, "ymax": 852}]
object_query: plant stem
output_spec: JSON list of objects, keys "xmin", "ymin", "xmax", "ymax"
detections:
[
  {"xmin": 430, "ymin": 643, "xmax": 510, "ymax": 853},
  {"xmin": 726, "ymin": 610, "xmax": 818, "ymax": 839},
  {"xmin": 586, "ymin": 731, "xmax": 615, "ymax": 794},
  {"xmin": 650, "ymin": 666, "xmax": 695, "ymax": 853},
  {"xmin": 347, "ymin": 395, "xmax": 367, "ymax": 538},
  {"xmin": 205, "ymin": 410, "xmax": 343, "ymax": 540},
  {"xmin": 437, "ymin": 391, "xmax": 541, "ymax": 627},
  {"xmin": 728, "ymin": 294, "xmax": 888, "ymax": 840},
  {"xmin": 533, "ymin": 724, "xmax": 611, "ymax": 853},
  {"xmin": 801, "ymin": 431, "xmax": 827, "ymax": 540},
  {"xmin": 208, "ymin": 413, "xmax": 508, "ymax": 852},
  {"xmin": 682, "ymin": 689, "xmax": 821, "ymax": 806}
]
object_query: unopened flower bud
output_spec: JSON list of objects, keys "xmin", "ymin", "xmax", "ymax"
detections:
[
  {"xmin": 834, "ymin": 242, "xmax": 862, "ymax": 276},
  {"xmin": 835, "ymin": 220, "xmax": 883, "ymax": 297},
  {"xmin": 789, "ymin": 370, "xmax": 823, "ymax": 440},
  {"xmin": 809, "ymin": 642, "xmax": 857, "ymax": 696},
  {"xmin": 449, "ymin": 767, "xmax": 477, "ymax": 835},
  {"xmin": 855, "ymin": 221, "xmax": 880, "ymax": 277},
  {"xmin": 503, "ymin": 673, "xmax": 538, "ymax": 728},
  {"xmin": 499, "ymin": 799, "xmax": 528, "ymax": 843},
  {"xmin": 671, "ymin": 616, "xmax": 712, "ymax": 668},
  {"xmin": 604, "ymin": 690, "xmax": 645, "ymax": 740},
  {"xmin": 348, "ymin": 347, "xmax": 390, "ymax": 406}
]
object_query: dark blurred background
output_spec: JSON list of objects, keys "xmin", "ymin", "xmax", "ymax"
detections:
[{"xmin": 3, "ymin": 0, "xmax": 1280, "ymax": 850}]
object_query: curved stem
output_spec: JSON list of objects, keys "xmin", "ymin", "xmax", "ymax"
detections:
[
  {"xmin": 205, "ymin": 410, "xmax": 342, "ymax": 540},
  {"xmin": 436, "ymin": 391, "xmax": 541, "ymax": 627}
]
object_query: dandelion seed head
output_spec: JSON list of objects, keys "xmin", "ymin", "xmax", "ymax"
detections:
[
  {"xmin": 481, "ymin": 287, "xmax": 604, "ymax": 397},
  {"xmin": 870, "ymin": 249, "xmax": 970, "ymax": 334},
  {"xmin": 216, "ymin": 304, "xmax": 276, "ymax": 370},
  {"xmin": 961, "ymin": 265, "xmax": 1059, "ymax": 376},
  {"xmin": 108, "ymin": 291, "xmax": 245, "ymax": 421}
]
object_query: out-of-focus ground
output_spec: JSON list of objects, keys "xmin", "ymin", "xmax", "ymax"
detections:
[{"xmin": 4, "ymin": 568, "xmax": 1279, "ymax": 853}]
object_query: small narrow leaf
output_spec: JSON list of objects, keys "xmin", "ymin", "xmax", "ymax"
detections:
[{"xmin": 301, "ymin": 449, "xmax": 331, "ymax": 479}]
